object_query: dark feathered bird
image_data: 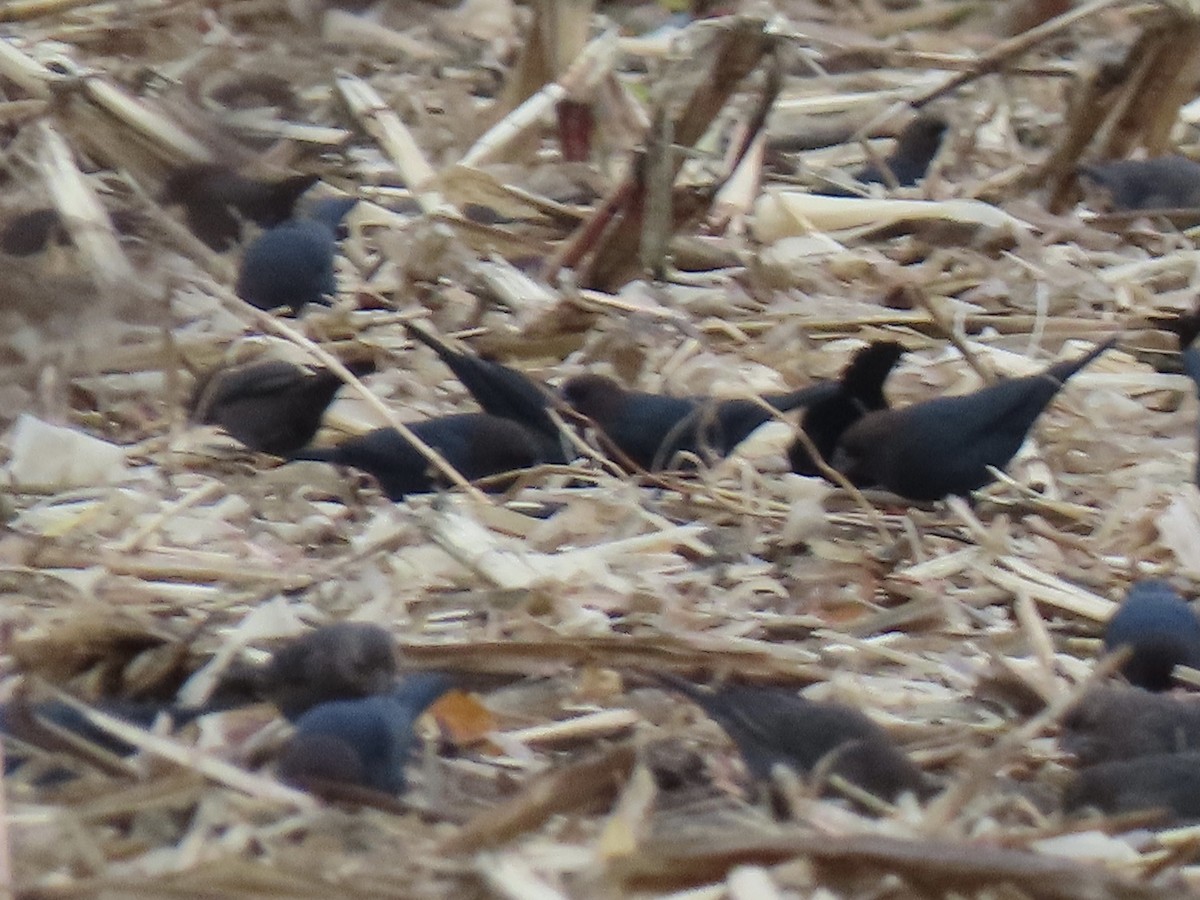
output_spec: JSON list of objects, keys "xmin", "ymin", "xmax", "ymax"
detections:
[
  {"xmin": 1061, "ymin": 686, "xmax": 1200, "ymax": 766},
  {"xmin": 816, "ymin": 115, "xmax": 947, "ymax": 196},
  {"xmin": 788, "ymin": 341, "xmax": 905, "ymax": 478},
  {"xmin": 256, "ymin": 622, "xmax": 398, "ymax": 721},
  {"xmin": 832, "ymin": 337, "xmax": 1116, "ymax": 501},
  {"xmin": 1104, "ymin": 580, "xmax": 1200, "ymax": 692},
  {"xmin": 655, "ymin": 674, "xmax": 928, "ymax": 803},
  {"xmin": 1078, "ymin": 155, "xmax": 1200, "ymax": 212},
  {"xmin": 291, "ymin": 413, "xmax": 554, "ymax": 499},
  {"xmin": 1, "ymin": 206, "xmax": 144, "ymax": 256},
  {"xmin": 161, "ymin": 164, "xmax": 319, "ymax": 250},
  {"xmin": 560, "ymin": 374, "xmax": 840, "ymax": 471},
  {"xmin": 856, "ymin": 114, "xmax": 948, "ymax": 187},
  {"xmin": 405, "ymin": 322, "xmax": 566, "ymax": 463},
  {"xmin": 1065, "ymin": 751, "xmax": 1200, "ymax": 822},
  {"xmin": 278, "ymin": 673, "xmax": 451, "ymax": 794},
  {"xmin": 189, "ymin": 357, "xmax": 375, "ymax": 457},
  {"xmin": 236, "ymin": 220, "xmax": 339, "ymax": 315}
]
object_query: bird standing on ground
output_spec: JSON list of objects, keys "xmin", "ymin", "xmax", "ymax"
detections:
[
  {"xmin": 1104, "ymin": 580, "xmax": 1200, "ymax": 692},
  {"xmin": 788, "ymin": 341, "xmax": 905, "ymax": 478},
  {"xmin": 654, "ymin": 674, "xmax": 928, "ymax": 803},
  {"xmin": 560, "ymin": 373, "xmax": 840, "ymax": 471},
  {"xmin": 831, "ymin": 337, "xmax": 1117, "ymax": 501},
  {"xmin": 1078, "ymin": 156, "xmax": 1200, "ymax": 212},
  {"xmin": 189, "ymin": 357, "xmax": 376, "ymax": 457},
  {"xmin": 816, "ymin": 114, "xmax": 948, "ymax": 196},
  {"xmin": 291, "ymin": 413, "xmax": 555, "ymax": 499},
  {"xmin": 235, "ymin": 196, "xmax": 357, "ymax": 315},
  {"xmin": 278, "ymin": 672, "xmax": 452, "ymax": 795},
  {"xmin": 160, "ymin": 164, "xmax": 320, "ymax": 250},
  {"xmin": 404, "ymin": 322, "xmax": 566, "ymax": 463}
]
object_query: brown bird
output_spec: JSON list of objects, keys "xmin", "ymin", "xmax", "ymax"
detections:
[
  {"xmin": 161, "ymin": 164, "xmax": 319, "ymax": 250},
  {"xmin": 255, "ymin": 622, "xmax": 399, "ymax": 721},
  {"xmin": 655, "ymin": 674, "xmax": 929, "ymax": 803},
  {"xmin": 831, "ymin": 337, "xmax": 1116, "ymax": 501},
  {"xmin": 189, "ymin": 357, "xmax": 375, "ymax": 457},
  {"xmin": 1062, "ymin": 686, "xmax": 1200, "ymax": 766}
]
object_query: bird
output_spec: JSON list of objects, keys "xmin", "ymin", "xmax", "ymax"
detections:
[
  {"xmin": 291, "ymin": 413, "xmax": 556, "ymax": 499},
  {"xmin": 404, "ymin": 322, "xmax": 566, "ymax": 463},
  {"xmin": 236, "ymin": 223, "xmax": 336, "ymax": 315},
  {"xmin": 1104, "ymin": 580, "xmax": 1200, "ymax": 692},
  {"xmin": 788, "ymin": 341, "xmax": 905, "ymax": 478},
  {"xmin": 160, "ymin": 164, "xmax": 319, "ymax": 250},
  {"xmin": 831, "ymin": 337, "xmax": 1117, "ymax": 502},
  {"xmin": 559, "ymin": 374, "xmax": 840, "ymax": 472},
  {"xmin": 1061, "ymin": 686, "xmax": 1200, "ymax": 765},
  {"xmin": 253, "ymin": 622, "xmax": 398, "ymax": 721},
  {"xmin": 1078, "ymin": 156, "xmax": 1200, "ymax": 212},
  {"xmin": 816, "ymin": 114, "xmax": 948, "ymax": 195},
  {"xmin": 0, "ymin": 206, "xmax": 144, "ymax": 256},
  {"xmin": 188, "ymin": 357, "xmax": 376, "ymax": 457},
  {"xmin": 1064, "ymin": 751, "xmax": 1200, "ymax": 822},
  {"xmin": 654, "ymin": 674, "xmax": 928, "ymax": 803},
  {"xmin": 278, "ymin": 672, "xmax": 452, "ymax": 794}
]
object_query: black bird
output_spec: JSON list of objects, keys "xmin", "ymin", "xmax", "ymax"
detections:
[
  {"xmin": 291, "ymin": 413, "xmax": 555, "ymax": 499},
  {"xmin": 189, "ymin": 357, "xmax": 376, "ymax": 457},
  {"xmin": 404, "ymin": 322, "xmax": 566, "ymax": 463},
  {"xmin": 237, "ymin": 225, "xmax": 334, "ymax": 314},
  {"xmin": 1061, "ymin": 686, "xmax": 1200, "ymax": 765},
  {"xmin": 655, "ymin": 674, "xmax": 927, "ymax": 803},
  {"xmin": 161, "ymin": 164, "xmax": 319, "ymax": 250},
  {"xmin": 254, "ymin": 622, "xmax": 398, "ymax": 721},
  {"xmin": 560, "ymin": 374, "xmax": 840, "ymax": 471},
  {"xmin": 1065, "ymin": 751, "xmax": 1200, "ymax": 823},
  {"xmin": 278, "ymin": 672, "xmax": 452, "ymax": 794},
  {"xmin": 788, "ymin": 341, "xmax": 905, "ymax": 478},
  {"xmin": 1104, "ymin": 580, "xmax": 1200, "ymax": 692},
  {"xmin": 832, "ymin": 337, "xmax": 1116, "ymax": 501},
  {"xmin": 1078, "ymin": 155, "xmax": 1200, "ymax": 212},
  {"xmin": 817, "ymin": 114, "xmax": 948, "ymax": 196}
]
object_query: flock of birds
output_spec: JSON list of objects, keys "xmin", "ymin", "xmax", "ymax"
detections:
[{"xmin": 13, "ymin": 123, "xmax": 1200, "ymax": 823}]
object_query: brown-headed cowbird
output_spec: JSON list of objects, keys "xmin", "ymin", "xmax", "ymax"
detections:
[
  {"xmin": 405, "ymin": 322, "xmax": 566, "ymax": 463},
  {"xmin": 655, "ymin": 674, "xmax": 928, "ymax": 803},
  {"xmin": 1061, "ymin": 686, "xmax": 1200, "ymax": 765},
  {"xmin": 788, "ymin": 341, "xmax": 905, "ymax": 478},
  {"xmin": 278, "ymin": 672, "xmax": 451, "ymax": 794},
  {"xmin": 255, "ymin": 622, "xmax": 398, "ymax": 721},
  {"xmin": 1078, "ymin": 156, "xmax": 1200, "ymax": 212},
  {"xmin": 189, "ymin": 357, "xmax": 376, "ymax": 457},
  {"xmin": 291, "ymin": 413, "xmax": 554, "ymax": 499},
  {"xmin": 831, "ymin": 337, "xmax": 1116, "ymax": 501},
  {"xmin": 1104, "ymin": 580, "xmax": 1200, "ymax": 692},
  {"xmin": 161, "ymin": 164, "xmax": 319, "ymax": 250},
  {"xmin": 1064, "ymin": 751, "xmax": 1200, "ymax": 822},
  {"xmin": 560, "ymin": 374, "xmax": 840, "ymax": 471}
]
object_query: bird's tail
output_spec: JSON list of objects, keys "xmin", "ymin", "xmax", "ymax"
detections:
[
  {"xmin": 1045, "ymin": 335, "xmax": 1119, "ymax": 385},
  {"xmin": 390, "ymin": 672, "xmax": 454, "ymax": 715},
  {"xmin": 404, "ymin": 321, "xmax": 460, "ymax": 365}
]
